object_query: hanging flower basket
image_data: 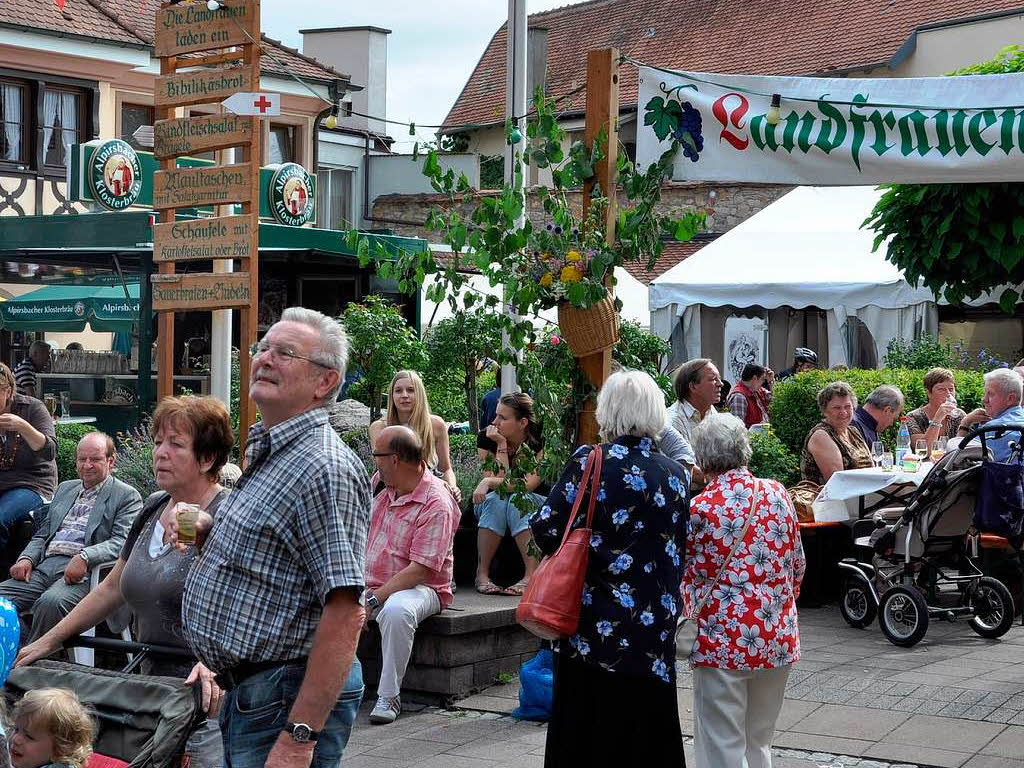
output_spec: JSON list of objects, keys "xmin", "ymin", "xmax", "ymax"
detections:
[{"xmin": 557, "ymin": 295, "xmax": 620, "ymax": 358}]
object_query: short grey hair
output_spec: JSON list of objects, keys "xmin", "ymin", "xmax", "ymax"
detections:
[
  {"xmin": 693, "ymin": 413, "xmax": 751, "ymax": 475},
  {"xmin": 865, "ymin": 385, "xmax": 904, "ymax": 412},
  {"xmin": 985, "ymin": 367, "xmax": 1023, "ymax": 402},
  {"xmin": 280, "ymin": 306, "xmax": 349, "ymax": 402},
  {"xmin": 596, "ymin": 370, "xmax": 667, "ymax": 442},
  {"xmin": 816, "ymin": 381, "xmax": 857, "ymax": 413}
]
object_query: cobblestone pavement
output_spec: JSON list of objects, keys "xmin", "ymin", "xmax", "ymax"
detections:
[{"xmin": 446, "ymin": 605, "xmax": 1024, "ymax": 767}]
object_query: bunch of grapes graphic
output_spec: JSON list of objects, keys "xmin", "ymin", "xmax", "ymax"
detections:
[{"xmin": 672, "ymin": 101, "xmax": 704, "ymax": 162}]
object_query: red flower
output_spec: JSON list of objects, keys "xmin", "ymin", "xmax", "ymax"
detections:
[{"xmin": 550, "ymin": 334, "xmax": 561, "ymax": 346}]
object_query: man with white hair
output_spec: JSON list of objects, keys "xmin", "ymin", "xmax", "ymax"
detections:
[
  {"xmin": 183, "ymin": 307, "xmax": 371, "ymax": 768},
  {"xmin": 959, "ymin": 368, "xmax": 1024, "ymax": 462},
  {"xmin": 850, "ymin": 385, "xmax": 904, "ymax": 446}
]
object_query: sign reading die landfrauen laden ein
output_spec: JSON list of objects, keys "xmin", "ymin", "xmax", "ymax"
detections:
[{"xmin": 155, "ymin": 0, "xmax": 259, "ymax": 57}]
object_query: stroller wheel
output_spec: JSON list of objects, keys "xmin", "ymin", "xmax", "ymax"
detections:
[
  {"xmin": 839, "ymin": 577, "xmax": 877, "ymax": 629},
  {"xmin": 879, "ymin": 586, "xmax": 929, "ymax": 647},
  {"xmin": 969, "ymin": 576, "xmax": 1015, "ymax": 639}
]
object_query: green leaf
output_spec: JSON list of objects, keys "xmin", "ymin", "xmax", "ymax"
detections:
[
  {"xmin": 1000, "ymin": 288, "xmax": 1019, "ymax": 314},
  {"xmin": 1013, "ymin": 216, "xmax": 1024, "ymax": 240},
  {"xmin": 643, "ymin": 96, "xmax": 683, "ymax": 142}
]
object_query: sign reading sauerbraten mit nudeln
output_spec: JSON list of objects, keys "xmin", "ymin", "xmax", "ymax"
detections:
[{"xmin": 636, "ymin": 67, "xmax": 1024, "ymax": 184}]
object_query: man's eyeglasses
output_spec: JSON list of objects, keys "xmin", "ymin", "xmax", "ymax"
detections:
[
  {"xmin": 249, "ymin": 341, "xmax": 330, "ymax": 369},
  {"xmin": 371, "ymin": 452, "xmax": 395, "ymax": 458}
]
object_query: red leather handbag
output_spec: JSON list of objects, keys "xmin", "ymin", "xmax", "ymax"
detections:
[{"xmin": 517, "ymin": 447, "xmax": 603, "ymax": 640}]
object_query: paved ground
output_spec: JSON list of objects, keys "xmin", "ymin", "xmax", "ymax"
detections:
[{"xmin": 346, "ymin": 604, "xmax": 1024, "ymax": 767}]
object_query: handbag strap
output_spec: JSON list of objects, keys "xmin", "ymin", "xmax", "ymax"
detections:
[
  {"xmin": 688, "ymin": 479, "xmax": 761, "ymax": 619},
  {"xmin": 554, "ymin": 446, "xmax": 604, "ymax": 553}
]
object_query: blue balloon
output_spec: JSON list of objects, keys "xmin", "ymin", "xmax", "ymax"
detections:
[{"xmin": 0, "ymin": 598, "xmax": 20, "ymax": 685}]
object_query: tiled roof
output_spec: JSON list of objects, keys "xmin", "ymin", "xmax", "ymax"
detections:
[
  {"xmin": 620, "ymin": 236, "xmax": 718, "ymax": 285},
  {"xmin": 443, "ymin": 0, "xmax": 1024, "ymax": 130},
  {"xmin": 0, "ymin": 0, "xmax": 348, "ymax": 84}
]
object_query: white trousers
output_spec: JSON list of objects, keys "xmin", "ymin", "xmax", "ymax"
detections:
[
  {"xmin": 374, "ymin": 585, "xmax": 441, "ymax": 700},
  {"xmin": 692, "ymin": 665, "xmax": 791, "ymax": 768}
]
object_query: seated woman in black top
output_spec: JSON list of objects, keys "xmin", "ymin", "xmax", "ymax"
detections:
[{"xmin": 473, "ymin": 393, "xmax": 545, "ymax": 596}]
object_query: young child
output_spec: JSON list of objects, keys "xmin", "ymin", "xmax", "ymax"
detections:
[{"xmin": 9, "ymin": 689, "xmax": 95, "ymax": 768}]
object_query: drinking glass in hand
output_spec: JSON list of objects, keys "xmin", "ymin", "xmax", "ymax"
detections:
[{"xmin": 871, "ymin": 441, "xmax": 884, "ymax": 466}]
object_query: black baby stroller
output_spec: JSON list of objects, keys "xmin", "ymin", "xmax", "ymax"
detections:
[
  {"xmin": 837, "ymin": 424, "xmax": 1023, "ymax": 647},
  {"xmin": 5, "ymin": 636, "xmax": 206, "ymax": 768}
]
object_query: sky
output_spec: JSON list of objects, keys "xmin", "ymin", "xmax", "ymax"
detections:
[{"xmin": 260, "ymin": 0, "xmax": 590, "ymax": 151}]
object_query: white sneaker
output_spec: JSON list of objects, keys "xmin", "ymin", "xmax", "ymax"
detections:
[{"xmin": 369, "ymin": 695, "xmax": 401, "ymax": 724}]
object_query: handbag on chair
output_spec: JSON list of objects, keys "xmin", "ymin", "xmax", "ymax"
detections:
[
  {"xmin": 676, "ymin": 482, "xmax": 761, "ymax": 659},
  {"xmin": 517, "ymin": 447, "xmax": 603, "ymax": 641}
]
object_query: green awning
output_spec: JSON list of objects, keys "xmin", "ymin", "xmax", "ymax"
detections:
[{"xmin": 1, "ymin": 283, "xmax": 140, "ymax": 333}]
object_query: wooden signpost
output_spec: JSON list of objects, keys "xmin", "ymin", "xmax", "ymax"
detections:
[{"xmin": 153, "ymin": 0, "xmax": 261, "ymax": 451}]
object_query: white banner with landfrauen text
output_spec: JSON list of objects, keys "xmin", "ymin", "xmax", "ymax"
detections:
[{"xmin": 635, "ymin": 66, "xmax": 1024, "ymax": 185}]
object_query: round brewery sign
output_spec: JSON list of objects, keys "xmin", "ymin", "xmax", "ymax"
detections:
[
  {"xmin": 88, "ymin": 139, "xmax": 142, "ymax": 211},
  {"xmin": 73, "ymin": 302, "xmax": 86, "ymax": 318},
  {"xmin": 268, "ymin": 163, "xmax": 315, "ymax": 226}
]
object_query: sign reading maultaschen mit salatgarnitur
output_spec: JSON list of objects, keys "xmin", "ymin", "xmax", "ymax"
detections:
[
  {"xmin": 636, "ymin": 67, "xmax": 1024, "ymax": 184},
  {"xmin": 152, "ymin": 163, "xmax": 252, "ymax": 209}
]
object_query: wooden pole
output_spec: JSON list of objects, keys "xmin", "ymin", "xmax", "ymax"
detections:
[
  {"xmin": 156, "ymin": 54, "xmax": 176, "ymax": 405},
  {"xmin": 575, "ymin": 48, "xmax": 619, "ymax": 446}
]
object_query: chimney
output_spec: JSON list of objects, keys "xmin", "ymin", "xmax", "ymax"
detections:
[
  {"xmin": 527, "ymin": 27, "xmax": 548, "ymax": 101},
  {"xmin": 300, "ymin": 26, "xmax": 391, "ymax": 135}
]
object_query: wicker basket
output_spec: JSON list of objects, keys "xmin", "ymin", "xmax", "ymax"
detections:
[{"xmin": 557, "ymin": 296, "xmax": 620, "ymax": 358}]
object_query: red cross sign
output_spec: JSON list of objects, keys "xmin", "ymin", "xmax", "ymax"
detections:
[{"xmin": 222, "ymin": 92, "xmax": 281, "ymax": 117}]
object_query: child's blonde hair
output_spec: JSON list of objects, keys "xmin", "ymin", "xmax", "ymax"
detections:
[{"xmin": 13, "ymin": 688, "xmax": 95, "ymax": 768}]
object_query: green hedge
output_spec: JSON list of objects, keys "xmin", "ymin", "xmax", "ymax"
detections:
[
  {"xmin": 55, "ymin": 423, "xmax": 97, "ymax": 484},
  {"xmin": 749, "ymin": 427, "xmax": 800, "ymax": 488},
  {"xmin": 771, "ymin": 368, "xmax": 985, "ymax": 456}
]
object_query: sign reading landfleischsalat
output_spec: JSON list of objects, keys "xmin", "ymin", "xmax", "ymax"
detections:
[
  {"xmin": 155, "ymin": 0, "xmax": 258, "ymax": 58},
  {"xmin": 267, "ymin": 163, "xmax": 315, "ymax": 226},
  {"xmin": 88, "ymin": 139, "xmax": 143, "ymax": 211},
  {"xmin": 154, "ymin": 114, "xmax": 255, "ymax": 160},
  {"xmin": 153, "ymin": 215, "xmax": 254, "ymax": 262},
  {"xmin": 636, "ymin": 67, "xmax": 1024, "ymax": 184}
]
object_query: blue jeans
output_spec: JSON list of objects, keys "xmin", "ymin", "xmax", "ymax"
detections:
[
  {"xmin": 475, "ymin": 491, "xmax": 544, "ymax": 537},
  {"xmin": 0, "ymin": 488, "xmax": 43, "ymax": 551},
  {"xmin": 219, "ymin": 659, "xmax": 363, "ymax": 768}
]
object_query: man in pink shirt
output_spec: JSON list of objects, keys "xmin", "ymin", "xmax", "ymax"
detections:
[{"xmin": 365, "ymin": 425, "xmax": 461, "ymax": 725}]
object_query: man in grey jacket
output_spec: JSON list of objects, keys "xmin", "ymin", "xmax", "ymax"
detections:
[{"xmin": 0, "ymin": 432, "xmax": 141, "ymax": 640}]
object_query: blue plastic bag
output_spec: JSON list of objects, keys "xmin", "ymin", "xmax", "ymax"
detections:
[
  {"xmin": 510, "ymin": 649, "xmax": 553, "ymax": 722},
  {"xmin": 0, "ymin": 598, "xmax": 19, "ymax": 685}
]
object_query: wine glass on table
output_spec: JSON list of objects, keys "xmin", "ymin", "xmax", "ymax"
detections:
[
  {"xmin": 871, "ymin": 441, "xmax": 884, "ymax": 467},
  {"xmin": 915, "ymin": 439, "xmax": 929, "ymax": 463},
  {"xmin": 930, "ymin": 439, "xmax": 946, "ymax": 463}
]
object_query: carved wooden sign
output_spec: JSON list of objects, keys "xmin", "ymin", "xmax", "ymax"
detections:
[
  {"xmin": 153, "ymin": 215, "xmax": 255, "ymax": 262},
  {"xmin": 155, "ymin": 67, "xmax": 253, "ymax": 109},
  {"xmin": 151, "ymin": 272, "xmax": 252, "ymax": 311},
  {"xmin": 155, "ymin": 1, "xmax": 258, "ymax": 57},
  {"xmin": 154, "ymin": 114, "xmax": 255, "ymax": 159},
  {"xmin": 152, "ymin": 163, "xmax": 253, "ymax": 209}
]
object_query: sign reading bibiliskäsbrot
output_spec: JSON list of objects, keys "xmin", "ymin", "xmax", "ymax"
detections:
[
  {"xmin": 153, "ymin": 215, "xmax": 254, "ymax": 262},
  {"xmin": 156, "ymin": 67, "xmax": 254, "ymax": 109},
  {"xmin": 636, "ymin": 67, "xmax": 1024, "ymax": 184},
  {"xmin": 153, "ymin": 163, "xmax": 252, "ymax": 209},
  {"xmin": 154, "ymin": 114, "xmax": 255, "ymax": 160},
  {"xmin": 151, "ymin": 272, "xmax": 252, "ymax": 311},
  {"xmin": 155, "ymin": 0, "xmax": 258, "ymax": 58}
]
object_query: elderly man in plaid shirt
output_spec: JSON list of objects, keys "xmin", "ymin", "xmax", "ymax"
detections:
[
  {"xmin": 181, "ymin": 307, "xmax": 371, "ymax": 768},
  {"xmin": 364, "ymin": 425, "xmax": 461, "ymax": 724}
]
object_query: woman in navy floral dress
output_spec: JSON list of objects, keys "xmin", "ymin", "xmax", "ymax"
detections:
[{"xmin": 530, "ymin": 370, "xmax": 690, "ymax": 767}]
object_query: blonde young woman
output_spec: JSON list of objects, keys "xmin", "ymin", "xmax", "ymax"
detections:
[{"xmin": 369, "ymin": 370, "xmax": 461, "ymax": 502}]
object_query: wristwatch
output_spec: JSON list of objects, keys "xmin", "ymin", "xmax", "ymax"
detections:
[
  {"xmin": 77, "ymin": 551, "xmax": 90, "ymax": 566},
  {"xmin": 366, "ymin": 592, "xmax": 380, "ymax": 613},
  {"xmin": 284, "ymin": 722, "xmax": 319, "ymax": 743}
]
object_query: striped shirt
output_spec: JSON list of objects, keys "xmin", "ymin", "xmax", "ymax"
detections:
[
  {"xmin": 13, "ymin": 359, "xmax": 37, "ymax": 393},
  {"xmin": 182, "ymin": 408, "xmax": 372, "ymax": 672}
]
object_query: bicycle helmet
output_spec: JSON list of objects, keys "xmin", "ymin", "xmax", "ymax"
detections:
[{"xmin": 793, "ymin": 347, "xmax": 818, "ymax": 365}]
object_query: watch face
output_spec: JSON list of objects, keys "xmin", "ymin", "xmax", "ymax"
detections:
[{"xmin": 292, "ymin": 724, "xmax": 313, "ymax": 742}]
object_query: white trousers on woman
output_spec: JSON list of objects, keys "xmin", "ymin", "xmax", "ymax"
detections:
[
  {"xmin": 692, "ymin": 664, "xmax": 791, "ymax": 768},
  {"xmin": 374, "ymin": 585, "xmax": 441, "ymax": 700}
]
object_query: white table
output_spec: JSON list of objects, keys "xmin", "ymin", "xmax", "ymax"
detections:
[
  {"xmin": 813, "ymin": 463, "xmax": 933, "ymax": 521},
  {"xmin": 55, "ymin": 416, "xmax": 98, "ymax": 425}
]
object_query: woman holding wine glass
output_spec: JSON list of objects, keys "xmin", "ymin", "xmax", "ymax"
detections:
[{"xmin": 906, "ymin": 368, "xmax": 965, "ymax": 448}]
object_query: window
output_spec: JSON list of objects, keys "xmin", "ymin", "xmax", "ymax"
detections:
[
  {"xmin": 0, "ymin": 81, "xmax": 25, "ymax": 163},
  {"xmin": 42, "ymin": 87, "xmax": 82, "ymax": 169},
  {"xmin": 315, "ymin": 167, "xmax": 354, "ymax": 229},
  {"xmin": 267, "ymin": 124, "xmax": 297, "ymax": 165},
  {"xmin": 121, "ymin": 103, "xmax": 154, "ymax": 151}
]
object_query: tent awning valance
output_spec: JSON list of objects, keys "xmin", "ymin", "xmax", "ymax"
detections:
[{"xmin": 1, "ymin": 283, "xmax": 140, "ymax": 333}]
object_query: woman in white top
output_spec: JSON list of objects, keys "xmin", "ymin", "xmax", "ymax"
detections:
[{"xmin": 369, "ymin": 370, "xmax": 461, "ymax": 501}]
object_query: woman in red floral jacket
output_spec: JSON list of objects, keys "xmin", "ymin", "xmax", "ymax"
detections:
[{"xmin": 682, "ymin": 413, "xmax": 806, "ymax": 768}]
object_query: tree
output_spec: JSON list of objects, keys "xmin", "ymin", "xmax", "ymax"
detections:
[
  {"xmin": 425, "ymin": 311, "xmax": 503, "ymax": 433},
  {"xmin": 864, "ymin": 46, "xmax": 1024, "ymax": 310},
  {"xmin": 340, "ymin": 295, "xmax": 428, "ymax": 421}
]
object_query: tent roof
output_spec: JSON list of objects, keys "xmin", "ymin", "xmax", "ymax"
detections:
[{"xmin": 649, "ymin": 185, "xmax": 942, "ymax": 311}]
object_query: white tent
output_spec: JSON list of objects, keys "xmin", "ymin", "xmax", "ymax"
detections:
[{"xmin": 650, "ymin": 186, "xmax": 961, "ymax": 369}]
